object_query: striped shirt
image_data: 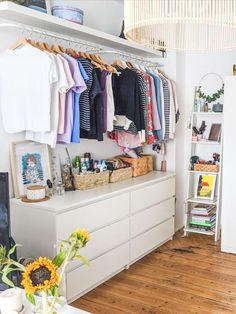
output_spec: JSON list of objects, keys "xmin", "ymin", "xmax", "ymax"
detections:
[
  {"xmin": 159, "ymin": 75, "xmax": 170, "ymax": 141},
  {"xmin": 78, "ymin": 57, "xmax": 94, "ymax": 131}
]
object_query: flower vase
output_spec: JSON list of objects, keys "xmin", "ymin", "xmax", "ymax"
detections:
[{"xmin": 33, "ymin": 295, "xmax": 68, "ymax": 314}]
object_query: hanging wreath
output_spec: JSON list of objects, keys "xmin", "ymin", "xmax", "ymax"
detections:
[{"xmin": 197, "ymin": 73, "xmax": 224, "ymax": 104}]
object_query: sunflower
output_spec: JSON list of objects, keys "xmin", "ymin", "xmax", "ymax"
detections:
[
  {"xmin": 75, "ymin": 228, "xmax": 90, "ymax": 245},
  {"xmin": 21, "ymin": 257, "xmax": 59, "ymax": 294}
]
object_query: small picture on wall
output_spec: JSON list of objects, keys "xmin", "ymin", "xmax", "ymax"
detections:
[
  {"xmin": 10, "ymin": 141, "xmax": 52, "ymax": 198},
  {"xmin": 194, "ymin": 174, "xmax": 216, "ymax": 200}
]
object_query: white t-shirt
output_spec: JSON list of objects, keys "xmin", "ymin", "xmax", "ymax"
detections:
[
  {"xmin": 106, "ymin": 73, "xmax": 115, "ymax": 132},
  {"xmin": 26, "ymin": 53, "xmax": 71, "ymax": 147},
  {"xmin": 0, "ymin": 44, "xmax": 57, "ymax": 133}
]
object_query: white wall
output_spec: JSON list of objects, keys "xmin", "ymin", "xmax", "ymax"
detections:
[{"xmin": 51, "ymin": 0, "xmax": 124, "ymax": 36}]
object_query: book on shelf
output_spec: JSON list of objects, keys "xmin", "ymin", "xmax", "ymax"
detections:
[
  {"xmin": 191, "ymin": 204, "xmax": 216, "ymax": 216},
  {"xmin": 189, "ymin": 219, "xmax": 216, "ymax": 227},
  {"xmin": 190, "ymin": 214, "xmax": 216, "ymax": 224},
  {"xmin": 193, "ymin": 204, "xmax": 215, "ymax": 211},
  {"xmin": 188, "ymin": 224, "xmax": 215, "ymax": 233}
]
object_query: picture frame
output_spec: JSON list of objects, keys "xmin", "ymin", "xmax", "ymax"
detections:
[
  {"xmin": 10, "ymin": 141, "xmax": 52, "ymax": 199},
  {"xmin": 24, "ymin": 0, "xmax": 51, "ymax": 14},
  {"xmin": 4, "ymin": 0, "xmax": 52, "ymax": 14},
  {"xmin": 208, "ymin": 123, "xmax": 222, "ymax": 142},
  {"xmin": 194, "ymin": 173, "xmax": 217, "ymax": 200}
]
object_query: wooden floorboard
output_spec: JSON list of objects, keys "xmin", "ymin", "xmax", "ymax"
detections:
[{"xmin": 72, "ymin": 231, "xmax": 236, "ymax": 313}]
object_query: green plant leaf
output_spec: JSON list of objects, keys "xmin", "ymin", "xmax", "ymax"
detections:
[
  {"xmin": 26, "ymin": 293, "xmax": 35, "ymax": 305},
  {"xmin": 73, "ymin": 255, "xmax": 90, "ymax": 267},
  {"xmin": 2, "ymin": 269, "xmax": 15, "ymax": 288},
  {"xmin": 7, "ymin": 244, "xmax": 21, "ymax": 258},
  {"xmin": 49, "ymin": 285, "xmax": 59, "ymax": 297},
  {"xmin": 53, "ymin": 251, "xmax": 67, "ymax": 268}
]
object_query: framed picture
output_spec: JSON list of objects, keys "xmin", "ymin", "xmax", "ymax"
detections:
[
  {"xmin": 10, "ymin": 141, "xmax": 52, "ymax": 199},
  {"xmin": 24, "ymin": 0, "xmax": 51, "ymax": 13},
  {"xmin": 5, "ymin": 0, "xmax": 51, "ymax": 14},
  {"xmin": 194, "ymin": 173, "xmax": 217, "ymax": 200},
  {"xmin": 208, "ymin": 123, "xmax": 222, "ymax": 142}
]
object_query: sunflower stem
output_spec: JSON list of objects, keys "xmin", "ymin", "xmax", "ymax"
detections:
[
  {"xmin": 58, "ymin": 243, "xmax": 73, "ymax": 286},
  {"xmin": 41, "ymin": 290, "xmax": 49, "ymax": 314}
]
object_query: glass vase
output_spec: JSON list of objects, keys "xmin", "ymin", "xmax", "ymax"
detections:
[{"xmin": 33, "ymin": 295, "xmax": 68, "ymax": 314}]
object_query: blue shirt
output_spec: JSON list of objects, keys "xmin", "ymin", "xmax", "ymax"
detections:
[{"xmin": 71, "ymin": 60, "xmax": 89, "ymax": 143}]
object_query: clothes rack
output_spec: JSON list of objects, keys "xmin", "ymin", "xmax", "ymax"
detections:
[
  {"xmin": 0, "ymin": 22, "xmax": 162, "ymax": 67},
  {"xmin": 0, "ymin": 22, "xmax": 103, "ymax": 51},
  {"xmin": 86, "ymin": 50, "xmax": 163, "ymax": 68}
]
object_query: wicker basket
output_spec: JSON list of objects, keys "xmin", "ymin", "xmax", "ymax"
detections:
[
  {"xmin": 194, "ymin": 164, "xmax": 219, "ymax": 173},
  {"xmin": 109, "ymin": 167, "xmax": 133, "ymax": 183},
  {"xmin": 74, "ymin": 171, "xmax": 109, "ymax": 190},
  {"xmin": 140, "ymin": 154, "xmax": 154, "ymax": 172},
  {"xmin": 119, "ymin": 155, "xmax": 153, "ymax": 177}
]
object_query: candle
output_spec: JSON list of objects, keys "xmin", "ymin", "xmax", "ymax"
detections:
[{"xmin": 0, "ymin": 288, "xmax": 23, "ymax": 314}]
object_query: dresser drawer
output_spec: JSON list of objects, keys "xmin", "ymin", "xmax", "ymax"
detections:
[
  {"xmin": 130, "ymin": 217, "xmax": 174, "ymax": 262},
  {"xmin": 56, "ymin": 193, "xmax": 129, "ymax": 240},
  {"xmin": 66, "ymin": 243, "xmax": 129, "ymax": 301},
  {"xmin": 131, "ymin": 198, "xmax": 175, "ymax": 238},
  {"xmin": 131, "ymin": 177, "xmax": 175, "ymax": 213},
  {"xmin": 67, "ymin": 218, "xmax": 129, "ymax": 271}
]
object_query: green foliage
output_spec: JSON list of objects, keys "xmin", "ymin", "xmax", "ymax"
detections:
[
  {"xmin": 52, "ymin": 251, "xmax": 67, "ymax": 268},
  {"xmin": 197, "ymin": 84, "xmax": 224, "ymax": 104},
  {"xmin": 73, "ymin": 255, "xmax": 90, "ymax": 267},
  {"xmin": 49, "ymin": 285, "xmax": 59, "ymax": 297},
  {"xmin": 26, "ymin": 292, "xmax": 35, "ymax": 305}
]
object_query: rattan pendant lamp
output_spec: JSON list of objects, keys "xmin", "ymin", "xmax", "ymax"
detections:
[{"xmin": 124, "ymin": 0, "xmax": 236, "ymax": 52}]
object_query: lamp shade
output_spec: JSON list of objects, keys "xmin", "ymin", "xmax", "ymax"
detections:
[{"xmin": 124, "ymin": 0, "xmax": 236, "ymax": 52}]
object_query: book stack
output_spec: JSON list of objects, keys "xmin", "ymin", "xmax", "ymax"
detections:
[{"xmin": 189, "ymin": 204, "xmax": 216, "ymax": 232}]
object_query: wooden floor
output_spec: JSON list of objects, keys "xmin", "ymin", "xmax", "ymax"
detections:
[{"xmin": 72, "ymin": 231, "xmax": 236, "ymax": 314}]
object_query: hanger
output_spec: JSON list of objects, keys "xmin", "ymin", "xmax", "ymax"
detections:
[
  {"xmin": 66, "ymin": 43, "xmax": 76, "ymax": 56},
  {"xmin": 35, "ymin": 40, "xmax": 47, "ymax": 51},
  {"xmin": 43, "ymin": 42, "xmax": 53, "ymax": 52},
  {"xmin": 51, "ymin": 44, "xmax": 65, "ymax": 53},
  {"xmin": 27, "ymin": 39, "xmax": 38, "ymax": 48},
  {"xmin": 112, "ymin": 59, "xmax": 126, "ymax": 69},
  {"xmin": 11, "ymin": 37, "xmax": 29, "ymax": 50}
]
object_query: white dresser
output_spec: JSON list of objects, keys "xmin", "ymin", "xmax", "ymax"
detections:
[{"xmin": 10, "ymin": 171, "xmax": 175, "ymax": 303}]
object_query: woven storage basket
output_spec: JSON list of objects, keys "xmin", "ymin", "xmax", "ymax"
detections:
[
  {"xmin": 194, "ymin": 164, "xmax": 219, "ymax": 173},
  {"xmin": 119, "ymin": 155, "xmax": 153, "ymax": 177},
  {"xmin": 140, "ymin": 154, "xmax": 154, "ymax": 172},
  {"xmin": 109, "ymin": 167, "xmax": 133, "ymax": 183},
  {"xmin": 74, "ymin": 171, "xmax": 109, "ymax": 190}
]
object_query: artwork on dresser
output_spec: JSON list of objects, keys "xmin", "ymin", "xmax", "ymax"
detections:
[{"xmin": 10, "ymin": 141, "xmax": 52, "ymax": 198}]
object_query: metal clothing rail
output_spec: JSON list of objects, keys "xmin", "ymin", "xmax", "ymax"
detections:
[
  {"xmin": 0, "ymin": 22, "xmax": 103, "ymax": 51},
  {"xmin": 86, "ymin": 49, "xmax": 163, "ymax": 67},
  {"xmin": 0, "ymin": 22, "xmax": 162, "ymax": 66}
]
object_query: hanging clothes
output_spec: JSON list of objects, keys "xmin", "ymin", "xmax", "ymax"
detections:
[
  {"xmin": 57, "ymin": 54, "xmax": 87, "ymax": 144},
  {"xmin": 71, "ymin": 59, "xmax": 89, "ymax": 143},
  {"xmin": 26, "ymin": 53, "xmax": 71, "ymax": 147},
  {"xmin": 106, "ymin": 73, "xmax": 115, "ymax": 132},
  {"xmin": 0, "ymin": 44, "xmax": 56, "ymax": 133},
  {"xmin": 57, "ymin": 54, "xmax": 75, "ymax": 135},
  {"xmin": 0, "ymin": 40, "xmax": 179, "ymax": 149}
]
